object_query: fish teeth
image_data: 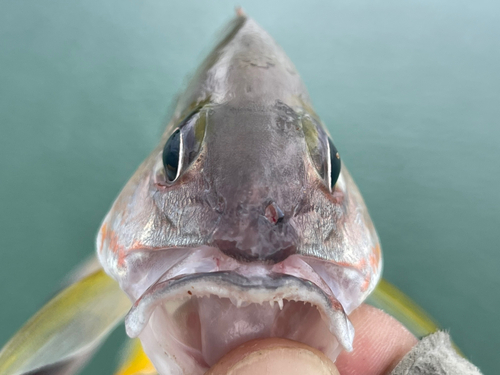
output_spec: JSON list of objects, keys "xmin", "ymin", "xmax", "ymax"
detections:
[
  {"xmin": 278, "ymin": 299, "xmax": 283, "ymax": 310},
  {"xmin": 269, "ymin": 300, "xmax": 275, "ymax": 308}
]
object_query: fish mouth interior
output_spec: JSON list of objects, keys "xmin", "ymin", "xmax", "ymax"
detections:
[{"xmin": 125, "ymin": 271, "xmax": 354, "ymax": 375}]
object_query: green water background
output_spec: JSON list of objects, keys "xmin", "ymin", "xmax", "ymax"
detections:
[{"xmin": 0, "ymin": 1, "xmax": 498, "ymax": 373}]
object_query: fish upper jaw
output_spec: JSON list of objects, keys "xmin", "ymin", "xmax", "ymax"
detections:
[{"xmin": 116, "ymin": 246, "xmax": 374, "ymax": 375}]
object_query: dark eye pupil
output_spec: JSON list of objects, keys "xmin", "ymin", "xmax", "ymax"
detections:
[
  {"xmin": 328, "ymin": 138, "xmax": 341, "ymax": 188},
  {"xmin": 163, "ymin": 129, "xmax": 181, "ymax": 182}
]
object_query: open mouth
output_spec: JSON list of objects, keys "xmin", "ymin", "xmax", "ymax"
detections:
[{"xmin": 123, "ymin": 247, "xmax": 363, "ymax": 375}]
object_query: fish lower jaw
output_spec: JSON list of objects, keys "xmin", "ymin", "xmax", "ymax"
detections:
[{"xmin": 125, "ymin": 272, "xmax": 353, "ymax": 375}]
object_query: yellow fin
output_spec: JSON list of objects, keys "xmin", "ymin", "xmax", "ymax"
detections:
[
  {"xmin": 0, "ymin": 269, "xmax": 131, "ymax": 375},
  {"xmin": 115, "ymin": 339, "xmax": 157, "ymax": 375}
]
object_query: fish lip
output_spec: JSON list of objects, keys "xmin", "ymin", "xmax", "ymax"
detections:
[{"xmin": 125, "ymin": 270, "xmax": 354, "ymax": 351}]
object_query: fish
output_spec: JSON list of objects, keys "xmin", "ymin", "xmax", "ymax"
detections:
[
  {"xmin": 96, "ymin": 13, "xmax": 381, "ymax": 374},
  {"xmin": 0, "ymin": 12, "xmax": 439, "ymax": 375}
]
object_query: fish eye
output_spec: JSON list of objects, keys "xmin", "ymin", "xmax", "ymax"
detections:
[
  {"xmin": 163, "ymin": 128, "xmax": 182, "ymax": 182},
  {"xmin": 302, "ymin": 114, "xmax": 341, "ymax": 190},
  {"xmin": 328, "ymin": 138, "xmax": 341, "ymax": 189},
  {"xmin": 161, "ymin": 110, "xmax": 206, "ymax": 184}
]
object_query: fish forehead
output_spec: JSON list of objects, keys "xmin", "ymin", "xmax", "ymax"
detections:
[
  {"xmin": 173, "ymin": 16, "xmax": 310, "ymax": 121},
  {"xmin": 205, "ymin": 102, "xmax": 306, "ymax": 209}
]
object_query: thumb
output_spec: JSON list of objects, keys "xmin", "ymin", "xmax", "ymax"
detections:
[{"xmin": 206, "ymin": 338, "xmax": 340, "ymax": 375}]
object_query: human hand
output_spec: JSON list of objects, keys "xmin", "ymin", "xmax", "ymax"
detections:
[{"xmin": 206, "ymin": 304, "xmax": 417, "ymax": 375}]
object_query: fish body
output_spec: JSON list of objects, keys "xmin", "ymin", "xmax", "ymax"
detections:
[{"xmin": 97, "ymin": 14, "xmax": 381, "ymax": 375}]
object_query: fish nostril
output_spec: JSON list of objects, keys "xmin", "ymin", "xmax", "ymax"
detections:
[{"xmin": 264, "ymin": 202, "xmax": 284, "ymax": 225}]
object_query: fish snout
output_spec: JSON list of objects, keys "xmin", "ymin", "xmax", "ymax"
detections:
[{"xmin": 213, "ymin": 202, "xmax": 297, "ymax": 263}]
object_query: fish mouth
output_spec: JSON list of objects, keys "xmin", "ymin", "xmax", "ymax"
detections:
[{"xmin": 124, "ymin": 251, "xmax": 356, "ymax": 375}]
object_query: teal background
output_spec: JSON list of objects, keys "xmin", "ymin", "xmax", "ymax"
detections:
[{"xmin": 0, "ymin": 1, "xmax": 498, "ymax": 374}]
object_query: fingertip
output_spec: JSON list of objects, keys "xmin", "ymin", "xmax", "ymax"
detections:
[{"xmin": 206, "ymin": 338, "xmax": 339, "ymax": 375}]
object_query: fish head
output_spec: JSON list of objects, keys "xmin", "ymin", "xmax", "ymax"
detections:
[{"xmin": 97, "ymin": 15, "xmax": 382, "ymax": 375}]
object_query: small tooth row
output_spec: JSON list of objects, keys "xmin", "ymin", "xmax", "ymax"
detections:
[{"xmin": 181, "ymin": 290, "xmax": 317, "ymax": 312}]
